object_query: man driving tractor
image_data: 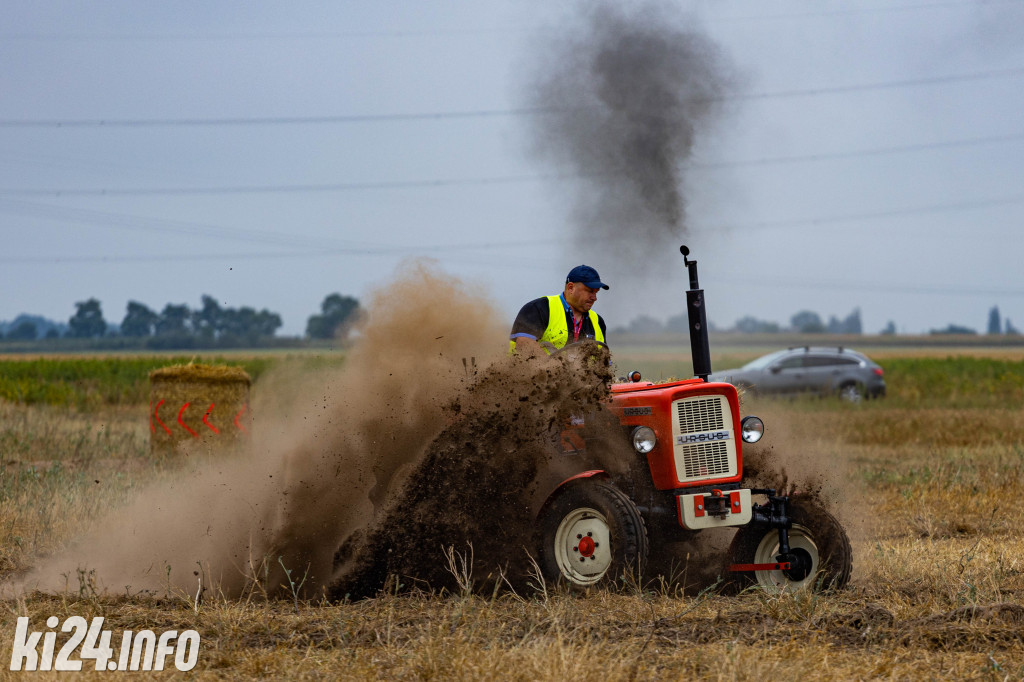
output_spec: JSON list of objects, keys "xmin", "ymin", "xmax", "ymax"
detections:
[{"xmin": 509, "ymin": 265, "xmax": 609, "ymax": 355}]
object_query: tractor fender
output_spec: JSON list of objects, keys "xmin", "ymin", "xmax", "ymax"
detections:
[{"xmin": 535, "ymin": 470, "xmax": 610, "ymax": 519}]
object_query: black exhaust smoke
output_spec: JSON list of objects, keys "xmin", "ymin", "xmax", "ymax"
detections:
[{"xmin": 525, "ymin": 1, "xmax": 735, "ymax": 265}]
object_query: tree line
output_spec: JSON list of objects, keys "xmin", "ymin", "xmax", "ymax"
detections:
[
  {"xmin": 615, "ymin": 306, "xmax": 1020, "ymax": 336},
  {"xmin": 0, "ymin": 293, "xmax": 361, "ymax": 348},
  {"xmin": 612, "ymin": 308, "xmax": 867, "ymax": 335}
]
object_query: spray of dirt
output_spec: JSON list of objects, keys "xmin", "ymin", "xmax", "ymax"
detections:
[
  {"xmin": 8, "ymin": 262, "xmax": 627, "ymax": 600},
  {"xmin": 330, "ymin": 343, "xmax": 616, "ymax": 598},
  {"xmin": 8, "ymin": 261, "xmax": 527, "ymax": 598},
  {"xmin": 525, "ymin": 0, "xmax": 735, "ymax": 267},
  {"xmin": 738, "ymin": 400, "xmax": 864, "ymax": 546}
]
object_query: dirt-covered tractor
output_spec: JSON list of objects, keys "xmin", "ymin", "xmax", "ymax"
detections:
[{"xmin": 534, "ymin": 246, "xmax": 852, "ymax": 592}]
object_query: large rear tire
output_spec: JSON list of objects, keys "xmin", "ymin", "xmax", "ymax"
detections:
[
  {"xmin": 539, "ymin": 480, "xmax": 648, "ymax": 588},
  {"xmin": 729, "ymin": 495, "xmax": 852, "ymax": 592}
]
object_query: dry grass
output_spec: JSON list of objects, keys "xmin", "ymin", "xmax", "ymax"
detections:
[
  {"xmin": 3, "ymin": 360, "xmax": 1024, "ymax": 679},
  {"xmin": 0, "ymin": 402, "xmax": 154, "ymax": 577}
]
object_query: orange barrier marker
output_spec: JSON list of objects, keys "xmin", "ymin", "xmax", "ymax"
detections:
[
  {"xmin": 177, "ymin": 402, "xmax": 198, "ymax": 438},
  {"xmin": 202, "ymin": 403, "xmax": 220, "ymax": 433},
  {"xmin": 233, "ymin": 404, "xmax": 249, "ymax": 433},
  {"xmin": 153, "ymin": 399, "xmax": 173, "ymax": 435}
]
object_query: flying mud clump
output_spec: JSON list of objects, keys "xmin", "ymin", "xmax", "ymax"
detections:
[{"xmin": 330, "ymin": 343, "xmax": 615, "ymax": 599}]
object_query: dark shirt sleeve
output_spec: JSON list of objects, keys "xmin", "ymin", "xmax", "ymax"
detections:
[{"xmin": 511, "ymin": 297, "xmax": 549, "ymax": 340}]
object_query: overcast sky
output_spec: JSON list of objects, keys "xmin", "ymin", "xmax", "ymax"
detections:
[{"xmin": 2, "ymin": 0, "xmax": 1023, "ymax": 336}]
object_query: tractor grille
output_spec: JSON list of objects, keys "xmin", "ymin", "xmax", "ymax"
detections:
[
  {"xmin": 672, "ymin": 395, "xmax": 737, "ymax": 483},
  {"xmin": 679, "ymin": 441, "xmax": 730, "ymax": 478},
  {"xmin": 675, "ymin": 397, "xmax": 724, "ymax": 433}
]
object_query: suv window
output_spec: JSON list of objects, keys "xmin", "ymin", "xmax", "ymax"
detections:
[
  {"xmin": 776, "ymin": 356, "xmax": 804, "ymax": 370},
  {"xmin": 804, "ymin": 355, "xmax": 859, "ymax": 368}
]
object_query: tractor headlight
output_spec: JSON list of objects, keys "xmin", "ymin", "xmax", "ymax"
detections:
[
  {"xmin": 631, "ymin": 426, "xmax": 657, "ymax": 454},
  {"xmin": 741, "ymin": 416, "xmax": 764, "ymax": 443}
]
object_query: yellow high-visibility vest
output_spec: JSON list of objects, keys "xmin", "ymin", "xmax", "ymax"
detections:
[{"xmin": 509, "ymin": 295, "xmax": 604, "ymax": 354}]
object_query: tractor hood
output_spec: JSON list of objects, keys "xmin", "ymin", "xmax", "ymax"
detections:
[
  {"xmin": 607, "ymin": 377, "xmax": 744, "ymax": 490},
  {"xmin": 611, "ymin": 378, "xmax": 705, "ymax": 395}
]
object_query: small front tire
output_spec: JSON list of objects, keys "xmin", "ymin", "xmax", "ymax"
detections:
[{"xmin": 729, "ymin": 495, "xmax": 852, "ymax": 592}]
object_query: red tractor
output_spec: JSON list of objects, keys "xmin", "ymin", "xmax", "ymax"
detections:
[{"xmin": 534, "ymin": 246, "xmax": 852, "ymax": 592}]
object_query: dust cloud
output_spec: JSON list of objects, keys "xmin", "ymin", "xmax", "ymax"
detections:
[
  {"xmin": 525, "ymin": 0, "xmax": 736, "ymax": 267},
  {"xmin": 330, "ymin": 342, "xmax": 615, "ymax": 598},
  {"xmin": 9, "ymin": 262, "xmax": 620, "ymax": 600},
  {"xmin": 10, "ymin": 262, "xmax": 516, "ymax": 597},
  {"xmin": 739, "ymin": 401, "xmax": 858, "ymax": 538}
]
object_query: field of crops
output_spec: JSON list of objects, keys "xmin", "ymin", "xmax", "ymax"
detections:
[{"xmin": 2, "ymin": 347, "xmax": 1023, "ymax": 679}]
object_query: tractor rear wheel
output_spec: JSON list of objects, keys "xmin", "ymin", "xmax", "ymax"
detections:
[
  {"xmin": 728, "ymin": 495, "xmax": 852, "ymax": 592},
  {"xmin": 539, "ymin": 481, "xmax": 648, "ymax": 588}
]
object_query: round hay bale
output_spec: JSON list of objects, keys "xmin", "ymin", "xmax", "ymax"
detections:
[{"xmin": 149, "ymin": 363, "xmax": 251, "ymax": 455}]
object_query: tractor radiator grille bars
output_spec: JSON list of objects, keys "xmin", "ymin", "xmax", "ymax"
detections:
[
  {"xmin": 679, "ymin": 441, "xmax": 730, "ymax": 479},
  {"xmin": 675, "ymin": 396, "xmax": 724, "ymax": 433},
  {"xmin": 672, "ymin": 395, "xmax": 737, "ymax": 483}
]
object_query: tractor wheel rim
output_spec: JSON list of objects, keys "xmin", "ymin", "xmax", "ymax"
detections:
[
  {"xmin": 752, "ymin": 523, "xmax": 821, "ymax": 592},
  {"xmin": 553, "ymin": 506, "xmax": 612, "ymax": 585}
]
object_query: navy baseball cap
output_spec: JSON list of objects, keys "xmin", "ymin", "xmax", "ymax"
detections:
[{"xmin": 566, "ymin": 265, "xmax": 609, "ymax": 290}]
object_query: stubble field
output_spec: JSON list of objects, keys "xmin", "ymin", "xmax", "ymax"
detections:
[{"xmin": 1, "ymin": 346, "xmax": 1024, "ymax": 680}]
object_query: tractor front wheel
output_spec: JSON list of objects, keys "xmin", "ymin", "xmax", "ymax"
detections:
[
  {"xmin": 539, "ymin": 481, "xmax": 648, "ymax": 588},
  {"xmin": 729, "ymin": 495, "xmax": 852, "ymax": 592}
]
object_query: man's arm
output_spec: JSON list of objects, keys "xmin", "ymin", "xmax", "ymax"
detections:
[
  {"xmin": 510, "ymin": 298, "xmax": 548, "ymax": 355},
  {"xmin": 511, "ymin": 335, "xmax": 544, "ymax": 357}
]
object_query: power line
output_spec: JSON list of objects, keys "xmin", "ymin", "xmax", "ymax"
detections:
[
  {"xmin": 1, "ymin": 129, "xmax": 1020, "ymax": 201},
  {"xmin": 715, "ymin": 193, "xmax": 1024, "ymax": 232},
  {"xmin": 0, "ymin": 107, "xmax": 554, "ymax": 128},
  {"xmin": 0, "ymin": 173, "xmax": 568, "ymax": 196},
  {"xmin": 2, "ymin": 190, "xmax": 1021, "ymax": 267},
  {"xmin": 0, "ymin": 198, "xmax": 363, "ymax": 248},
  {"xmin": 693, "ymin": 132, "xmax": 1024, "ymax": 169},
  {"xmin": 0, "ymin": 249, "xmax": 556, "ymax": 268},
  {"xmin": 5, "ymin": 246, "xmax": 1021, "ymax": 299},
  {"xmin": 714, "ymin": 0, "xmax": 1024, "ymax": 22},
  {"xmin": 0, "ymin": 198, "xmax": 564, "ymax": 254},
  {"xmin": 1, "ymin": 0, "xmax": 1015, "ymax": 42},
  {"xmin": 714, "ymin": 273, "xmax": 1024, "ymax": 298},
  {"xmin": 3, "ymin": 128, "xmax": 1023, "ymax": 196},
  {"xmin": 736, "ymin": 65, "xmax": 1024, "ymax": 101},
  {"xmin": 0, "ymin": 27, "xmax": 530, "ymax": 42},
  {"xmin": 2, "ymin": 66, "xmax": 1021, "ymax": 129}
]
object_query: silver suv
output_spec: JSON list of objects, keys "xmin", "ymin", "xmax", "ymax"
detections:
[{"xmin": 710, "ymin": 347, "xmax": 886, "ymax": 402}]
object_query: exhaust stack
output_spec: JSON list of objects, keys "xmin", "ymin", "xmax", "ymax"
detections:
[{"xmin": 680, "ymin": 245, "xmax": 712, "ymax": 381}]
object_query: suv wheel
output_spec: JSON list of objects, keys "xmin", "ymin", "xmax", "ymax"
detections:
[{"xmin": 838, "ymin": 382, "xmax": 864, "ymax": 403}]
